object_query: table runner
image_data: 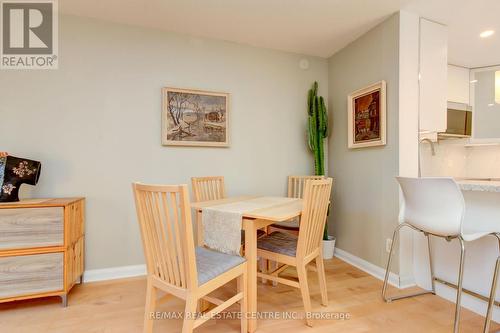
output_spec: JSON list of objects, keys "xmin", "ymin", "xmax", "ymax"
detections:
[{"xmin": 202, "ymin": 196, "xmax": 295, "ymax": 255}]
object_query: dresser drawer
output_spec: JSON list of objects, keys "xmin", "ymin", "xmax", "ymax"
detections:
[
  {"xmin": 0, "ymin": 252, "xmax": 63, "ymax": 298},
  {"xmin": 0, "ymin": 207, "xmax": 64, "ymax": 250}
]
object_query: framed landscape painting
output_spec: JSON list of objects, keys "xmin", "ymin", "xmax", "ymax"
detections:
[
  {"xmin": 347, "ymin": 81, "xmax": 386, "ymax": 149},
  {"xmin": 162, "ymin": 87, "xmax": 230, "ymax": 147}
]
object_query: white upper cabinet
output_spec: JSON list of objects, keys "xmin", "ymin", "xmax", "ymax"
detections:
[
  {"xmin": 447, "ymin": 65, "xmax": 470, "ymax": 105},
  {"xmin": 419, "ymin": 19, "xmax": 448, "ymax": 133}
]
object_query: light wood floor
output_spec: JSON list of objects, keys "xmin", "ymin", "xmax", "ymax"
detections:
[{"xmin": 0, "ymin": 258, "xmax": 498, "ymax": 333}]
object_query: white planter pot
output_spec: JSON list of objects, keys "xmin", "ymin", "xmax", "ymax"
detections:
[{"xmin": 322, "ymin": 236, "xmax": 336, "ymax": 260}]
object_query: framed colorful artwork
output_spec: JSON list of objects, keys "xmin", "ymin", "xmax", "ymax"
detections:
[
  {"xmin": 347, "ymin": 81, "xmax": 386, "ymax": 149},
  {"xmin": 162, "ymin": 87, "xmax": 230, "ymax": 147}
]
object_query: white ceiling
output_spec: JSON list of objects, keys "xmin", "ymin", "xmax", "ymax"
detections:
[
  {"xmin": 59, "ymin": 0, "xmax": 412, "ymax": 58},
  {"xmin": 60, "ymin": 0, "xmax": 500, "ymax": 68},
  {"xmin": 404, "ymin": 0, "xmax": 500, "ymax": 68}
]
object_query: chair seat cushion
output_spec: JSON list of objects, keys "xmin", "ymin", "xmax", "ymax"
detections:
[
  {"xmin": 241, "ymin": 229, "xmax": 266, "ymax": 244},
  {"xmin": 196, "ymin": 247, "xmax": 246, "ymax": 286},
  {"xmin": 257, "ymin": 231, "xmax": 298, "ymax": 257},
  {"xmin": 270, "ymin": 217, "xmax": 300, "ymax": 230}
]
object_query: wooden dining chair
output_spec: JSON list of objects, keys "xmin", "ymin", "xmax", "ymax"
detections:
[
  {"xmin": 191, "ymin": 176, "xmax": 265, "ymax": 248},
  {"xmin": 133, "ymin": 183, "xmax": 247, "ymax": 333},
  {"xmin": 256, "ymin": 178, "xmax": 332, "ymax": 327},
  {"xmin": 191, "ymin": 176, "xmax": 226, "ymax": 202},
  {"xmin": 268, "ymin": 175, "xmax": 325, "ymax": 235}
]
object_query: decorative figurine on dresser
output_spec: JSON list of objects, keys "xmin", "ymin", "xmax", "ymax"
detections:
[
  {"xmin": 0, "ymin": 152, "xmax": 85, "ymax": 307},
  {"xmin": 0, "ymin": 154, "xmax": 41, "ymax": 202}
]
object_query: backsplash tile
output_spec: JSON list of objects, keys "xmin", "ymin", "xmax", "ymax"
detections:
[
  {"xmin": 466, "ymin": 146, "xmax": 500, "ymax": 178},
  {"xmin": 420, "ymin": 139, "xmax": 468, "ymax": 177},
  {"xmin": 420, "ymin": 139, "xmax": 500, "ymax": 178}
]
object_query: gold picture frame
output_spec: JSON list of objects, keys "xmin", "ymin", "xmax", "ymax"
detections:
[
  {"xmin": 347, "ymin": 81, "xmax": 387, "ymax": 149},
  {"xmin": 162, "ymin": 87, "xmax": 230, "ymax": 147}
]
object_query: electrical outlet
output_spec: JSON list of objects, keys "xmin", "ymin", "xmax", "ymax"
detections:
[{"xmin": 386, "ymin": 239, "xmax": 393, "ymax": 253}]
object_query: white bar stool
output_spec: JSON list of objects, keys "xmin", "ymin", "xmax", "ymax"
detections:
[{"xmin": 382, "ymin": 177, "xmax": 500, "ymax": 333}]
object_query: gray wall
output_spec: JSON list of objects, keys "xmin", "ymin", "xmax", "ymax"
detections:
[
  {"xmin": 0, "ymin": 15, "xmax": 328, "ymax": 270},
  {"xmin": 327, "ymin": 14, "xmax": 400, "ymax": 270}
]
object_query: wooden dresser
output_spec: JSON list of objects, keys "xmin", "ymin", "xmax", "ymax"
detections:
[{"xmin": 0, "ymin": 198, "xmax": 85, "ymax": 306}]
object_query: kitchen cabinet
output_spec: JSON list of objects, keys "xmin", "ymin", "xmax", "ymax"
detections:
[
  {"xmin": 448, "ymin": 65, "xmax": 470, "ymax": 104},
  {"xmin": 419, "ymin": 19, "xmax": 448, "ymax": 133}
]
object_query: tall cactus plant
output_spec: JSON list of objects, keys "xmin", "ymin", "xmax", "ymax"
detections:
[
  {"xmin": 307, "ymin": 81, "xmax": 330, "ymax": 240},
  {"xmin": 307, "ymin": 81, "xmax": 328, "ymax": 176}
]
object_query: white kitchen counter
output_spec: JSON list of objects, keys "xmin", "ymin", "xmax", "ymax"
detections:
[{"xmin": 456, "ymin": 179, "xmax": 500, "ymax": 193}]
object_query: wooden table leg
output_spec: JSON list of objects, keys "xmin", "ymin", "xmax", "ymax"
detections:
[
  {"xmin": 196, "ymin": 210, "xmax": 204, "ymax": 247},
  {"xmin": 244, "ymin": 218, "xmax": 257, "ymax": 333}
]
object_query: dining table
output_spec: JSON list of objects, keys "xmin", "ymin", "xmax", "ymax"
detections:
[{"xmin": 190, "ymin": 195, "xmax": 303, "ymax": 333}]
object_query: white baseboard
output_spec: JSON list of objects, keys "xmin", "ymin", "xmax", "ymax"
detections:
[
  {"xmin": 334, "ymin": 248, "xmax": 415, "ymax": 289},
  {"xmin": 434, "ymin": 283, "xmax": 500, "ymax": 323},
  {"xmin": 83, "ymin": 264, "xmax": 146, "ymax": 283},
  {"xmin": 83, "ymin": 249, "xmax": 412, "ymax": 289},
  {"xmin": 82, "ymin": 249, "xmax": 405, "ymax": 287}
]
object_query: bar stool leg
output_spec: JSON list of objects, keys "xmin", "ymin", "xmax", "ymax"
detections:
[
  {"xmin": 382, "ymin": 223, "xmax": 403, "ymax": 301},
  {"xmin": 427, "ymin": 234, "xmax": 436, "ymax": 294},
  {"xmin": 454, "ymin": 237, "xmax": 466, "ymax": 333},
  {"xmin": 382, "ymin": 223, "xmax": 434, "ymax": 302},
  {"xmin": 483, "ymin": 233, "xmax": 500, "ymax": 333}
]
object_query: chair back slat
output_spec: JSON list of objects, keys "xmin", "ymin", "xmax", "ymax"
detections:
[
  {"xmin": 147, "ymin": 191, "xmax": 170, "ymax": 281},
  {"xmin": 170, "ymin": 191, "xmax": 187, "ymax": 285},
  {"xmin": 297, "ymin": 178, "xmax": 333, "ymax": 258},
  {"xmin": 159, "ymin": 192, "xmax": 176, "ymax": 284},
  {"xmin": 133, "ymin": 183, "xmax": 197, "ymax": 289},
  {"xmin": 288, "ymin": 175, "xmax": 324, "ymax": 199},
  {"xmin": 191, "ymin": 176, "xmax": 226, "ymax": 202}
]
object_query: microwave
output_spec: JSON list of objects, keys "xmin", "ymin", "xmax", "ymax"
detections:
[{"xmin": 442, "ymin": 108, "xmax": 472, "ymax": 137}]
